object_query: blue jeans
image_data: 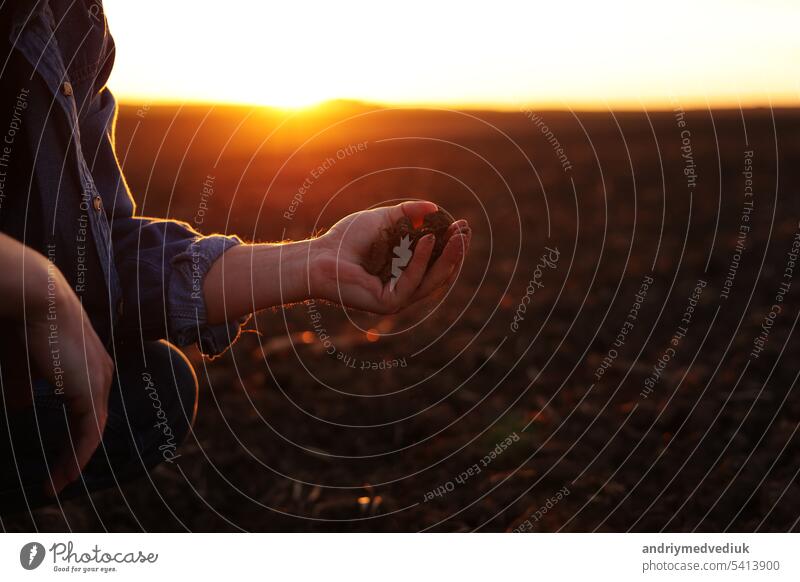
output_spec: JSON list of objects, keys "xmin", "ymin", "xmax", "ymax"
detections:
[{"xmin": 0, "ymin": 341, "xmax": 198, "ymax": 513}]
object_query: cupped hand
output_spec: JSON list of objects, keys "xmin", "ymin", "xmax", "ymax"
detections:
[{"xmin": 310, "ymin": 201, "xmax": 471, "ymax": 314}]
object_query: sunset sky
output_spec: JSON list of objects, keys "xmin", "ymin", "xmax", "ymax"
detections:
[{"xmin": 104, "ymin": 0, "xmax": 799, "ymax": 110}]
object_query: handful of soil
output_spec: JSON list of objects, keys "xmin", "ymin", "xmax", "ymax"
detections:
[{"xmin": 364, "ymin": 210, "xmax": 454, "ymax": 284}]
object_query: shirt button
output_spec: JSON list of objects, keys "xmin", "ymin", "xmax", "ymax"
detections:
[
  {"xmin": 92, "ymin": 195, "xmax": 103, "ymax": 211},
  {"xmin": 61, "ymin": 81, "xmax": 73, "ymax": 97}
]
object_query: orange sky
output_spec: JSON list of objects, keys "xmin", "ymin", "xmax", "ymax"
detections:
[{"xmin": 104, "ymin": 0, "xmax": 799, "ymax": 110}]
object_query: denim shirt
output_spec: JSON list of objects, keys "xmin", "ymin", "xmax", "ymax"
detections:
[{"xmin": 1, "ymin": 0, "xmax": 245, "ymax": 357}]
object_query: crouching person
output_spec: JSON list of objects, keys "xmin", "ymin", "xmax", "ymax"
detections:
[{"xmin": 0, "ymin": 234, "xmax": 200, "ymax": 511}]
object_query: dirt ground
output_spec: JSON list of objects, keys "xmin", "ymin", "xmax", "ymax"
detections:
[{"xmin": 3, "ymin": 104, "xmax": 799, "ymax": 532}]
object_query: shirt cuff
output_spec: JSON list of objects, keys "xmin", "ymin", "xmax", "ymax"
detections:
[{"xmin": 168, "ymin": 234, "xmax": 250, "ymax": 357}]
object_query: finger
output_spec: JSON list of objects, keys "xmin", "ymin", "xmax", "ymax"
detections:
[
  {"xmin": 446, "ymin": 219, "xmax": 469, "ymax": 238},
  {"xmin": 412, "ymin": 231, "xmax": 466, "ymax": 298},
  {"xmin": 391, "ymin": 233, "xmax": 435, "ymax": 299},
  {"xmin": 444, "ymin": 255, "xmax": 463, "ymax": 287},
  {"xmin": 431, "ymin": 236, "xmax": 469, "ymax": 299},
  {"xmin": 411, "ymin": 231, "xmax": 469, "ymax": 300},
  {"xmin": 389, "ymin": 200, "xmax": 439, "ymax": 226}
]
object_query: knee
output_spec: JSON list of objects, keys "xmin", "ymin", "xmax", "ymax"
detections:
[
  {"xmin": 147, "ymin": 341, "xmax": 198, "ymax": 446},
  {"xmin": 114, "ymin": 340, "xmax": 198, "ymax": 461}
]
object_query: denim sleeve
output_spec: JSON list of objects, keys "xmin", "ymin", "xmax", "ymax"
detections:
[
  {"xmin": 110, "ymin": 216, "xmax": 250, "ymax": 358},
  {"xmin": 168, "ymin": 234, "xmax": 251, "ymax": 357}
]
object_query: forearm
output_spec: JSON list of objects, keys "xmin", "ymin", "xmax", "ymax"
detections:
[
  {"xmin": 0, "ymin": 232, "xmax": 51, "ymax": 319},
  {"xmin": 200, "ymin": 201, "xmax": 469, "ymax": 326},
  {"xmin": 202, "ymin": 240, "xmax": 318, "ymax": 325}
]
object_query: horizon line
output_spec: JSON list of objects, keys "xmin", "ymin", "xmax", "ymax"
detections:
[{"xmin": 115, "ymin": 96, "xmax": 800, "ymax": 115}]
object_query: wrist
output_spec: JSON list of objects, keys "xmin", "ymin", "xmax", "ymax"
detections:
[
  {"xmin": 244, "ymin": 239, "xmax": 321, "ymax": 307},
  {"xmin": 271, "ymin": 239, "xmax": 319, "ymax": 304},
  {"xmin": 305, "ymin": 235, "xmax": 341, "ymax": 302}
]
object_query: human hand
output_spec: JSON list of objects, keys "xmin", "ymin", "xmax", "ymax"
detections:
[
  {"xmin": 310, "ymin": 201, "xmax": 471, "ymax": 314},
  {"xmin": 21, "ymin": 257, "xmax": 113, "ymax": 496}
]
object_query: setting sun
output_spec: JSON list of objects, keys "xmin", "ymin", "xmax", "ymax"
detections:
[{"xmin": 104, "ymin": 0, "xmax": 799, "ymax": 110}]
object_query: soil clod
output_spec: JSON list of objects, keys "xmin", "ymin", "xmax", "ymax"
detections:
[{"xmin": 365, "ymin": 210, "xmax": 455, "ymax": 283}]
